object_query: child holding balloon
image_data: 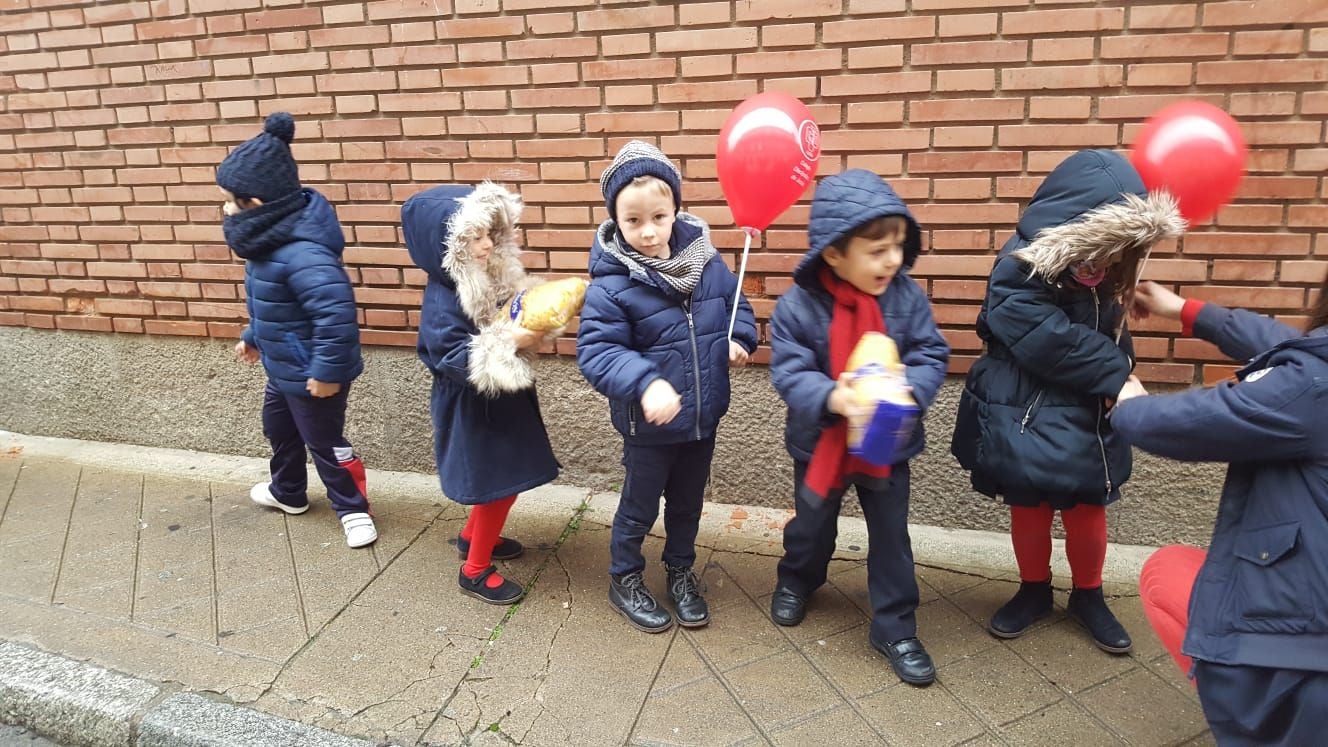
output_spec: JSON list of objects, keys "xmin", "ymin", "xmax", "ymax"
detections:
[
  {"xmin": 951, "ymin": 149, "xmax": 1186, "ymax": 654},
  {"xmin": 577, "ymin": 141, "xmax": 758, "ymax": 633},
  {"xmin": 768, "ymin": 169, "xmax": 950, "ymax": 687}
]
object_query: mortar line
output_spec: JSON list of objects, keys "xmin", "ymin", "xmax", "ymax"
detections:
[
  {"xmin": 0, "ymin": 457, "xmax": 22, "ymax": 534},
  {"xmin": 49, "ymin": 466, "xmax": 83, "ymax": 606},
  {"xmin": 624, "ymin": 601, "xmax": 684, "ymax": 744},
  {"xmin": 129, "ymin": 473, "xmax": 145, "ymax": 623},
  {"xmin": 282, "ymin": 513, "xmax": 311, "ymax": 640},
  {"xmin": 680, "ymin": 629, "xmax": 776, "ymax": 747},
  {"xmin": 208, "ymin": 482, "xmax": 221, "ymax": 646}
]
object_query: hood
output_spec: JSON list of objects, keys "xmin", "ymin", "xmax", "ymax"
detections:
[
  {"xmin": 589, "ymin": 212, "xmax": 708, "ymax": 286},
  {"xmin": 228, "ymin": 189, "xmax": 344, "ymax": 260},
  {"xmin": 401, "ymin": 182, "xmax": 527, "ymax": 324},
  {"xmin": 1012, "ymin": 150, "xmax": 1185, "ymax": 291},
  {"xmin": 795, "ymin": 169, "xmax": 922, "ymax": 289}
]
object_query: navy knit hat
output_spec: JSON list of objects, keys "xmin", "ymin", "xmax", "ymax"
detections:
[
  {"xmin": 216, "ymin": 112, "xmax": 301, "ymax": 202},
  {"xmin": 599, "ymin": 140, "xmax": 682, "ymax": 221}
]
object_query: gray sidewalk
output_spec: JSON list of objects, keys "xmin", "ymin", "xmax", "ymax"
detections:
[{"xmin": 0, "ymin": 434, "xmax": 1210, "ymax": 746}]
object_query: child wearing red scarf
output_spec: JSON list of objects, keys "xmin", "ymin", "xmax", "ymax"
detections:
[{"xmin": 768, "ymin": 170, "xmax": 950, "ymax": 686}]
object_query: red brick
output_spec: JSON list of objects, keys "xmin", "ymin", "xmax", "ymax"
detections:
[
  {"xmin": 679, "ymin": 2, "xmax": 731, "ymax": 24},
  {"xmin": 998, "ymin": 124, "xmax": 1118, "ymax": 148},
  {"xmin": 823, "ymin": 71, "xmax": 931, "ymax": 97},
  {"xmin": 1004, "ymin": 65, "xmax": 1124, "ymax": 90},
  {"xmin": 762, "ymin": 23, "xmax": 816, "ymax": 47},
  {"xmin": 1184, "ymin": 232, "xmax": 1312, "ymax": 256},
  {"xmin": 657, "ymin": 80, "xmax": 757, "ymax": 104},
  {"xmin": 1233, "ymin": 30, "xmax": 1303, "ymax": 56},
  {"xmin": 442, "ymin": 66, "xmax": 529, "ymax": 87},
  {"xmin": 447, "ymin": 114, "xmax": 533, "ymax": 135},
  {"xmin": 824, "ymin": 15, "xmax": 934, "ymax": 43},
  {"xmin": 142, "ymin": 319, "xmax": 208, "ymax": 336},
  {"xmin": 1203, "ymin": 0, "xmax": 1328, "ymax": 27},
  {"xmin": 1102, "ymin": 33, "xmax": 1229, "ymax": 60},
  {"xmin": 909, "ymin": 98, "xmax": 1022, "ymax": 123},
  {"xmin": 438, "ymin": 15, "xmax": 523, "ymax": 38},
  {"xmin": 909, "ymin": 151, "xmax": 1024, "ymax": 174},
  {"xmin": 585, "ymin": 111, "xmax": 678, "ymax": 134},
  {"xmin": 582, "ymin": 59, "xmax": 675, "ymax": 81},
  {"xmin": 656, "ymin": 27, "xmax": 756, "ymax": 53},
  {"xmin": 1198, "ymin": 59, "xmax": 1328, "ymax": 85},
  {"xmin": 526, "ymin": 12, "xmax": 573, "ymax": 34},
  {"xmin": 378, "ymin": 92, "xmax": 461, "ymax": 113},
  {"xmin": 736, "ymin": 0, "xmax": 840, "ymax": 20},
  {"xmin": 912, "ymin": 40, "xmax": 1027, "ymax": 66},
  {"xmin": 936, "ymin": 69, "xmax": 996, "ymax": 92},
  {"xmin": 846, "ymin": 101, "xmax": 904, "ymax": 124},
  {"xmin": 1128, "ymin": 4, "xmax": 1196, "ymax": 29},
  {"xmin": 578, "ymin": 5, "xmax": 673, "ymax": 30},
  {"xmin": 505, "ymin": 36, "xmax": 596, "ymax": 59},
  {"xmin": 373, "ymin": 45, "xmax": 457, "ymax": 67},
  {"xmin": 1098, "ymin": 93, "xmax": 1224, "ymax": 120},
  {"xmin": 1003, "ymin": 7, "xmax": 1124, "ymax": 35}
]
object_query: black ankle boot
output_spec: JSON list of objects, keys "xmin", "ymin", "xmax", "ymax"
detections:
[
  {"xmin": 988, "ymin": 581, "xmax": 1054, "ymax": 639},
  {"xmin": 1067, "ymin": 586, "xmax": 1132, "ymax": 654},
  {"xmin": 609, "ymin": 571, "xmax": 673, "ymax": 633},
  {"xmin": 666, "ymin": 565, "xmax": 709, "ymax": 628}
]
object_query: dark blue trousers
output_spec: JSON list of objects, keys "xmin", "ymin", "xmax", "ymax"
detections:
[
  {"xmin": 609, "ymin": 437, "xmax": 716, "ymax": 577},
  {"xmin": 1195, "ymin": 661, "xmax": 1328, "ymax": 746},
  {"xmin": 262, "ymin": 381, "xmax": 369, "ymax": 518},
  {"xmin": 778, "ymin": 461, "xmax": 919, "ymax": 644}
]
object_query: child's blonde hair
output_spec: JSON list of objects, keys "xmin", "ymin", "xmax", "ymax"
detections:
[{"xmin": 627, "ymin": 175, "xmax": 674, "ymax": 200}]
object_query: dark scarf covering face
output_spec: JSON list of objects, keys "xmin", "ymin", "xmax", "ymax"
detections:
[
  {"xmin": 224, "ymin": 189, "xmax": 309, "ymax": 259},
  {"xmin": 605, "ymin": 218, "xmax": 715, "ymax": 298}
]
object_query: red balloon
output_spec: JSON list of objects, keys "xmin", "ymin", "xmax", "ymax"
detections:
[
  {"xmin": 1130, "ymin": 101, "xmax": 1246, "ymax": 224},
  {"xmin": 716, "ymin": 92, "xmax": 821, "ymax": 231}
]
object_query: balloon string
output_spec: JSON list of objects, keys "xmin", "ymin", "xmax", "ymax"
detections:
[
  {"xmin": 727, "ymin": 229, "xmax": 756, "ymax": 341},
  {"xmin": 1116, "ymin": 245, "xmax": 1153, "ymax": 345}
]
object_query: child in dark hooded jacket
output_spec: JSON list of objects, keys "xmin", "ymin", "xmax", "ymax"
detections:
[
  {"xmin": 220, "ymin": 112, "xmax": 373, "ymax": 550},
  {"xmin": 951, "ymin": 149, "xmax": 1186, "ymax": 653},
  {"xmin": 402, "ymin": 182, "xmax": 560, "ymax": 605}
]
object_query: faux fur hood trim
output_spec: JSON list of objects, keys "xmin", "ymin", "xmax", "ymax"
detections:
[
  {"xmin": 440, "ymin": 181, "xmax": 534, "ymax": 327},
  {"xmin": 1014, "ymin": 191, "xmax": 1186, "ymax": 289}
]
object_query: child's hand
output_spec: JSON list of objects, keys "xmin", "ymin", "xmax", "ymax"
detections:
[
  {"xmin": 307, "ymin": 378, "xmax": 341, "ymax": 398},
  {"xmin": 1114, "ymin": 375, "xmax": 1148, "ymax": 406},
  {"xmin": 827, "ymin": 373, "xmax": 869, "ymax": 419},
  {"xmin": 234, "ymin": 340, "xmax": 259, "ymax": 364},
  {"xmin": 728, "ymin": 341, "xmax": 749, "ymax": 369},
  {"xmin": 1132, "ymin": 281, "xmax": 1184, "ymax": 321},
  {"xmin": 512, "ymin": 325, "xmax": 543, "ymax": 351},
  {"xmin": 641, "ymin": 379, "xmax": 682, "ymax": 425}
]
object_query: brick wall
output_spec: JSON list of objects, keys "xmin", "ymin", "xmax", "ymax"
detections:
[{"xmin": 1, "ymin": 0, "xmax": 1326, "ymax": 385}]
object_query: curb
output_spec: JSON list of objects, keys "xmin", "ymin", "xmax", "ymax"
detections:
[
  {"xmin": 1, "ymin": 429, "xmax": 1159, "ymax": 587},
  {"xmin": 0, "ymin": 642, "xmax": 376, "ymax": 747}
]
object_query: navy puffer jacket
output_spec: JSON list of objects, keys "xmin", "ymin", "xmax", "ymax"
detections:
[
  {"xmin": 950, "ymin": 150, "xmax": 1184, "ymax": 506},
  {"xmin": 770, "ymin": 169, "xmax": 950, "ymax": 464},
  {"xmin": 234, "ymin": 189, "xmax": 362, "ymax": 395},
  {"xmin": 576, "ymin": 214, "xmax": 758, "ymax": 445}
]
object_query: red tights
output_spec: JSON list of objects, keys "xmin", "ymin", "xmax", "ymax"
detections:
[
  {"xmin": 461, "ymin": 495, "xmax": 517, "ymax": 587},
  {"xmin": 1009, "ymin": 503, "xmax": 1108, "ymax": 590},
  {"xmin": 1140, "ymin": 545, "xmax": 1206, "ymax": 676}
]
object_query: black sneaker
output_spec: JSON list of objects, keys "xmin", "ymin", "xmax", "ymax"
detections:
[
  {"xmin": 988, "ymin": 581, "xmax": 1054, "ymax": 639},
  {"xmin": 456, "ymin": 535, "xmax": 524, "ymax": 561},
  {"xmin": 666, "ymin": 565, "xmax": 710, "ymax": 628},
  {"xmin": 870, "ymin": 635, "xmax": 936, "ymax": 687},
  {"xmin": 458, "ymin": 566, "xmax": 524, "ymax": 605},
  {"xmin": 1067, "ymin": 586, "xmax": 1133, "ymax": 654},
  {"xmin": 769, "ymin": 586, "xmax": 807, "ymax": 627},
  {"xmin": 609, "ymin": 571, "xmax": 673, "ymax": 633}
]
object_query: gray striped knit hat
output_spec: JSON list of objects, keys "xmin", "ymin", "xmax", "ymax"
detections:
[{"xmin": 599, "ymin": 140, "xmax": 682, "ymax": 220}]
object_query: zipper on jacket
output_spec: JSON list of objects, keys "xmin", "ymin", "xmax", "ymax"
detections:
[
  {"xmin": 684, "ymin": 299, "xmax": 703, "ymax": 441},
  {"xmin": 1093, "ymin": 287, "xmax": 1113, "ymax": 495},
  {"xmin": 1019, "ymin": 390, "xmax": 1044, "ymax": 434},
  {"xmin": 628, "ymin": 403, "xmax": 637, "ymax": 436}
]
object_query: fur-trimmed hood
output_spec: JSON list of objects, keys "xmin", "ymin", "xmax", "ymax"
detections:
[
  {"xmin": 403, "ymin": 182, "xmax": 539, "ymax": 396},
  {"xmin": 1012, "ymin": 150, "xmax": 1186, "ymax": 295}
]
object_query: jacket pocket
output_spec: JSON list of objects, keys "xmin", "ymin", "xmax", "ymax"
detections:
[
  {"xmin": 285, "ymin": 331, "xmax": 311, "ymax": 369},
  {"xmin": 1230, "ymin": 522, "xmax": 1315, "ymax": 633}
]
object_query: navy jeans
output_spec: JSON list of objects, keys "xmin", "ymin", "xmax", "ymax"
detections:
[
  {"xmin": 262, "ymin": 381, "xmax": 369, "ymax": 518},
  {"xmin": 778, "ymin": 461, "xmax": 919, "ymax": 644},
  {"xmin": 1195, "ymin": 661, "xmax": 1328, "ymax": 746},
  {"xmin": 609, "ymin": 437, "xmax": 716, "ymax": 577}
]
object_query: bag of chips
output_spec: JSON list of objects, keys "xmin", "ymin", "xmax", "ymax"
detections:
[
  {"xmin": 501, "ymin": 277, "xmax": 588, "ymax": 332},
  {"xmin": 845, "ymin": 332, "xmax": 919, "ymax": 466}
]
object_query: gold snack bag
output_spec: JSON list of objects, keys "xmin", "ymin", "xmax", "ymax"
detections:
[
  {"xmin": 846, "ymin": 332, "xmax": 919, "ymax": 465},
  {"xmin": 502, "ymin": 277, "xmax": 589, "ymax": 332}
]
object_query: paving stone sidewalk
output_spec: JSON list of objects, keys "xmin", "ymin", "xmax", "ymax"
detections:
[{"xmin": 0, "ymin": 444, "xmax": 1211, "ymax": 746}]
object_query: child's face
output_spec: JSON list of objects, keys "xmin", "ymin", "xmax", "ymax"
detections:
[
  {"xmin": 824, "ymin": 234, "xmax": 904, "ymax": 296},
  {"xmin": 615, "ymin": 181, "xmax": 675, "ymax": 259},
  {"xmin": 468, "ymin": 232, "xmax": 494, "ymax": 266},
  {"xmin": 220, "ymin": 188, "xmax": 261, "ymax": 217}
]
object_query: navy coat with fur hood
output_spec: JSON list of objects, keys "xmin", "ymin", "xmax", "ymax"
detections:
[
  {"xmin": 951, "ymin": 150, "xmax": 1186, "ymax": 507},
  {"xmin": 233, "ymin": 189, "xmax": 363, "ymax": 395},
  {"xmin": 1112, "ymin": 305, "xmax": 1328, "ymax": 674},
  {"xmin": 770, "ymin": 169, "xmax": 950, "ymax": 466},
  {"xmin": 576, "ymin": 214, "xmax": 758, "ymax": 445},
  {"xmin": 402, "ymin": 183, "xmax": 559, "ymax": 505}
]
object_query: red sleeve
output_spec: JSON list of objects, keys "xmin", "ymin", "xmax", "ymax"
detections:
[{"xmin": 1180, "ymin": 299, "xmax": 1205, "ymax": 337}]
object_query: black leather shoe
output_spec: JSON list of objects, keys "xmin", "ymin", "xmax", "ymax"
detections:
[
  {"xmin": 770, "ymin": 586, "xmax": 807, "ymax": 627},
  {"xmin": 456, "ymin": 535, "xmax": 524, "ymax": 561},
  {"xmin": 1067, "ymin": 586, "xmax": 1132, "ymax": 654},
  {"xmin": 666, "ymin": 565, "xmax": 710, "ymax": 627},
  {"xmin": 458, "ymin": 566, "xmax": 524, "ymax": 605},
  {"xmin": 610, "ymin": 571, "xmax": 673, "ymax": 633},
  {"xmin": 989, "ymin": 581, "xmax": 1054, "ymax": 639},
  {"xmin": 871, "ymin": 636, "xmax": 936, "ymax": 686}
]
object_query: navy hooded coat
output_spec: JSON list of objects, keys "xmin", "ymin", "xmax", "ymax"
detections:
[
  {"xmin": 950, "ymin": 150, "xmax": 1185, "ymax": 507},
  {"xmin": 1112, "ymin": 304, "xmax": 1328, "ymax": 673},
  {"xmin": 576, "ymin": 213, "xmax": 758, "ymax": 445},
  {"xmin": 769, "ymin": 169, "xmax": 950, "ymax": 466},
  {"xmin": 402, "ymin": 184, "xmax": 559, "ymax": 505},
  {"xmin": 233, "ymin": 189, "xmax": 363, "ymax": 395}
]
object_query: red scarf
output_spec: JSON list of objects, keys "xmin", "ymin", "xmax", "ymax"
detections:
[{"xmin": 804, "ymin": 267, "xmax": 893, "ymax": 500}]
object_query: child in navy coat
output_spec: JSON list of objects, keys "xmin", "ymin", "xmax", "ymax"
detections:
[
  {"xmin": 577, "ymin": 141, "xmax": 758, "ymax": 633},
  {"xmin": 769, "ymin": 169, "xmax": 949, "ymax": 686},
  {"xmin": 221, "ymin": 112, "xmax": 374, "ymax": 549},
  {"xmin": 403, "ymin": 182, "xmax": 560, "ymax": 605}
]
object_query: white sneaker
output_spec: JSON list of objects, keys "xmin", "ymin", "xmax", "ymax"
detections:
[
  {"xmin": 250, "ymin": 482, "xmax": 309, "ymax": 515},
  {"xmin": 341, "ymin": 513, "xmax": 377, "ymax": 548}
]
